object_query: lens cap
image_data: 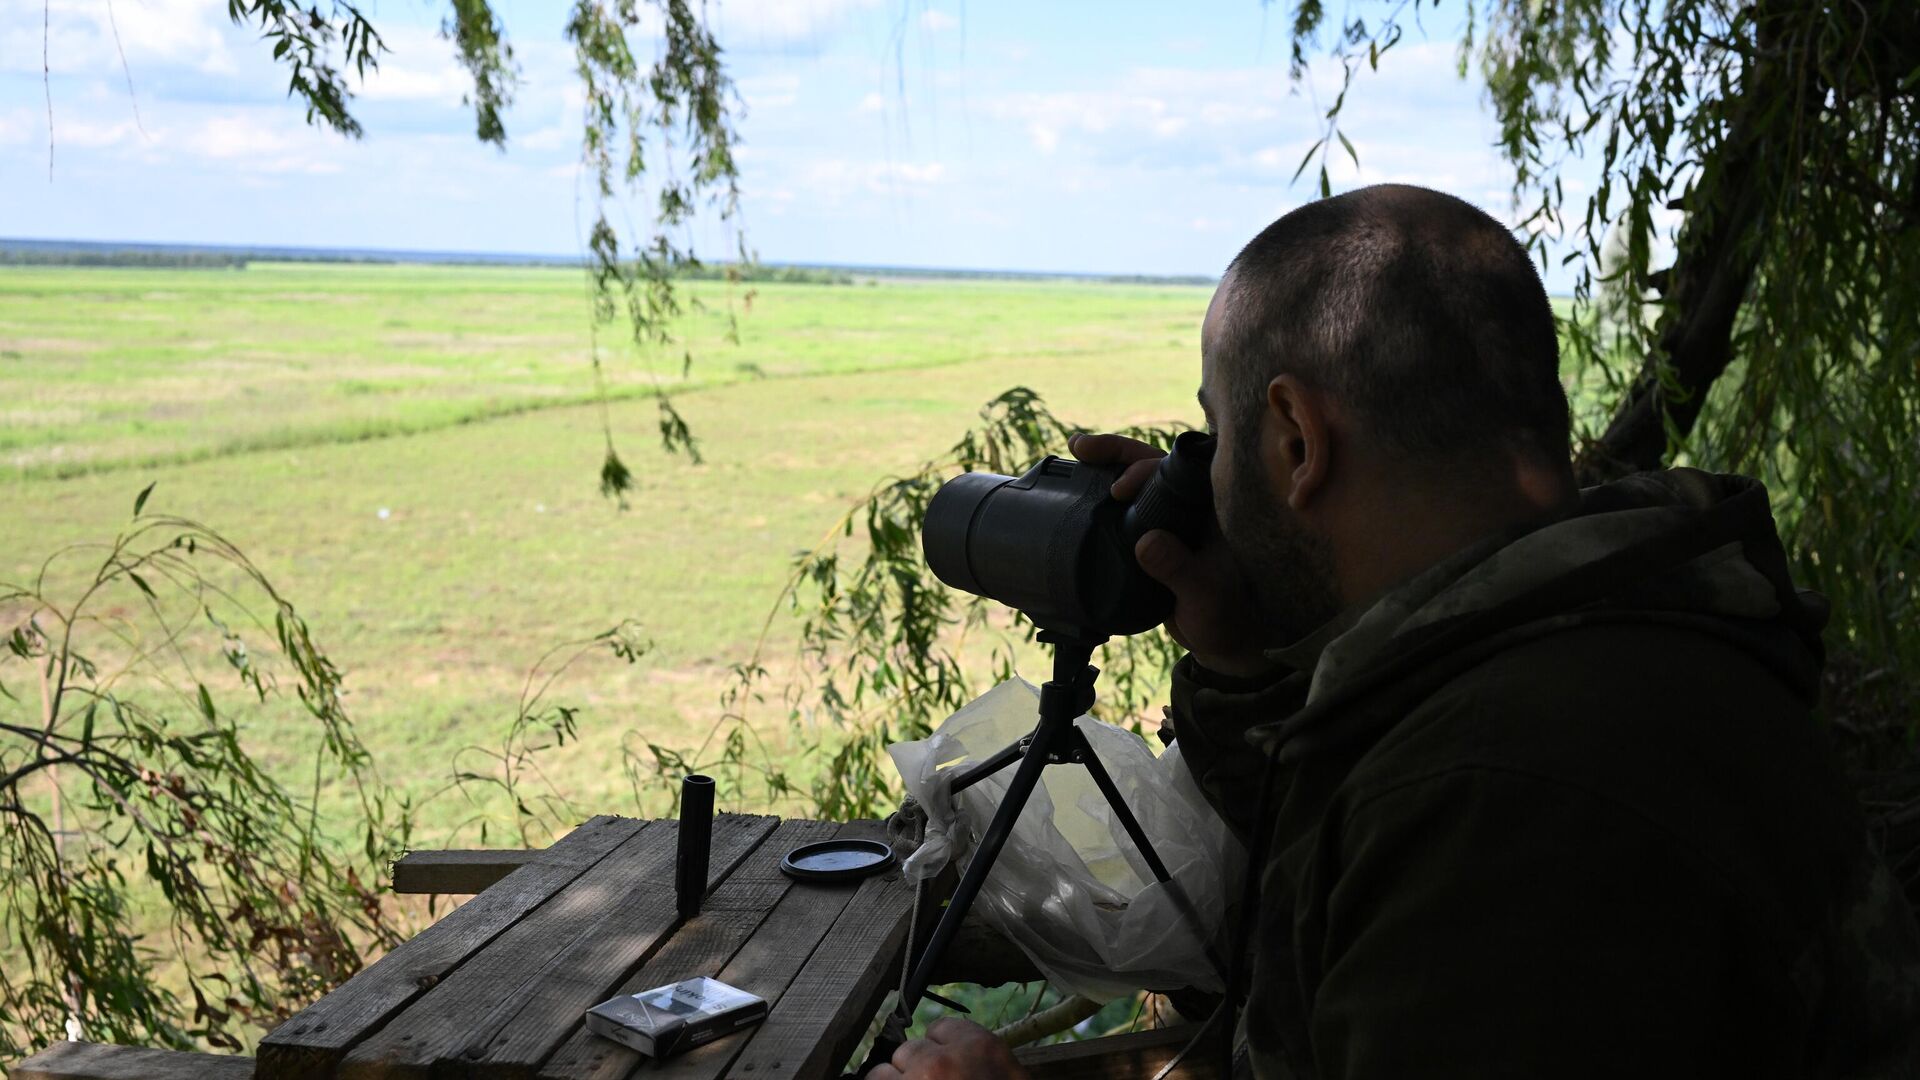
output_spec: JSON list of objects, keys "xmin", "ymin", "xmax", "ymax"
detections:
[{"xmin": 779, "ymin": 838, "xmax": 896, "ymax": 882}]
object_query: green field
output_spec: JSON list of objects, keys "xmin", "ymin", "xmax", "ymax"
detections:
[{"xmin": 1, "ymin": 263, "xmax": 1210, "ymax": 837}]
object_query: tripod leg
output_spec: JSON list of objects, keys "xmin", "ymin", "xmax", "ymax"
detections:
[
  {"xmin": 852, "ymin": 642, "xmax": 1099, "ymax": 1077},
  {"xmin": 907, "ymin": 724, "xmax": 1057, "ymax": 1007},
  {"xmin": 852, "ymin": 732, "xmax": 1057, "ymax": 1076},
  {"xmin": 1071, "ymin": 725, "xmax": 1229, "ymax": 984}
]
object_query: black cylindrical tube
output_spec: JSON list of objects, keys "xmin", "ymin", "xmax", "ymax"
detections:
[
  {"xmin": 1121, "ymin": 430, "xmax": 1217, "ymax": 549},
  {"xmin": 676, "ymin": 774, "xmax": 715, "ymax": 920}
]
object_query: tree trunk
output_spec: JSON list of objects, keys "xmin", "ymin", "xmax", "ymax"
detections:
[
  {"xmin": 1573, "ymin": 93, "xmax": 1772, "ymax": 485},
  {"xmin": 1570, "ymin": 7, "xmax": 1808, "ymax": 486}
]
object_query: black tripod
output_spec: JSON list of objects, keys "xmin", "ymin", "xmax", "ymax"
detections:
[{"xmin": 853, "ymin": 631, "xmax": 1224, "ymax": 1075}]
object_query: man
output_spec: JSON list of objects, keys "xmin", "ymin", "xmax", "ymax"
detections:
[{"xmin": 874, "ymin": 184, "xmax": 1920, "ymax": 1078}]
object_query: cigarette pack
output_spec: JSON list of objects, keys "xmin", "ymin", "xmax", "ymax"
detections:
[{"xmin": 583, "ymin": 976, "xmax": 768, "ymax": 1060}]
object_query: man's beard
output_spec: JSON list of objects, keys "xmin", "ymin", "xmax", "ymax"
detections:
[{"xmin": 1218, "ymin": 459, "xmax": 1344, "ymax": 649}]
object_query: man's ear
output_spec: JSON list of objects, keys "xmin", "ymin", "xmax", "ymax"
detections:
[{"xmin": 1264, "ymin": 374, "xmax": 1331, "ymax": 512}]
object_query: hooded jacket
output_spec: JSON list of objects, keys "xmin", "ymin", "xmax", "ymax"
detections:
[{"xmin": 1168, "ymin": 469, "xmax": 1920, "ymax": 1079}]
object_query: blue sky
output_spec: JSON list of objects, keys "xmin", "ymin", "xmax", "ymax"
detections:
[{"xmin": 1, "ymin": 0, "xmax": 1550, "ymax": 279}]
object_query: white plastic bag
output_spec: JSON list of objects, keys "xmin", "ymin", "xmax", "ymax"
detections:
[{"xmin": 887, "ymin": 678, "xmax": 1242, "ymax": 1001}]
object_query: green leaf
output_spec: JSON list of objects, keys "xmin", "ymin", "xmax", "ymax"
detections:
[
  {"xmin": 128, "ymin": 571, "xmax": 156, "ymax": 599},
  {"xmin": 134, "ymin": 481, "xmax": 157, "ymax": 517},
  {"xmin": 599, "ymin": 445, "xmax": 633, "ymax": 504},
  {"xmin": 1291, "ymin": 137, "xmax": 1325, "ymax": 183},
  {"xmin": 196, "ymin": 683, "xmax": 217, "ymax": 723},
  {"xmin": 1336, "ymin": 129, "xmax": 1359, "ymax": 168}
]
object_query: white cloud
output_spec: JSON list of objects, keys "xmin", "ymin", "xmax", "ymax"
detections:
[
  {"xmin": 890, "ymin": 162, "xmax": 945, "ymax": 184},
  {"xmin": 60, "ymin": 116, "xmax": 140, "ymax": 149},
  {"xmin": 856, "ymin": 92, "xmax": 886, "ymax": 114},
  {"xmin": 0, "ymin": 0, "xmax": 238, "ymax": 77},
  {"xmin": 710, "ymin": 0, "xmax": 880, "ymax": 49},
  {"xmin": 798, "ymin": 157, "xmax": 947, "ymax": 201},
  {"xmin": 359, "ymin": 65, "xmax": 470, "ymax": 103},
  {"xmin": 519, "ymin": 124, "xmax": 573, "ymax": 152},
  {"xmin": 976, "ymin": 44, "xmax": 1510, "ymax": 211},
  {"xmin": 165, "ymin": 111, "xmax": 347, "ymax": 174},
  {"xmin": 989, "ymin": 77, "xmax": 1276, "ymax": 155},
  {"xmin": 739, "ymin": 74, "xmax": 799, "ymax": 111},
  {"xmin": 920, "ymin": 10, "xmax": 959, "ymax": 32},
  {"xmin": 0, "ymin": 106, "xmax": 35, "ymax": 146}
]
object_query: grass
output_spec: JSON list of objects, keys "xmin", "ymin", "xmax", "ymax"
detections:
[
  {"xmin": 0, "ymin": 263, "xmax": 1205, "ymax": 480},
  {"xmin": 1, "ymin": 263, "xmax": 1210, "ymax": 839}
]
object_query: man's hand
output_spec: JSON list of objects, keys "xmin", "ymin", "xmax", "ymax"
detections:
[
  {"xmin": 867, "ymin": 1018, "xmax": 1029, "ymax": 1080},
  {"xmin": 1069, "ymin": 432, "xmax": 1275, "ymax": 679}
]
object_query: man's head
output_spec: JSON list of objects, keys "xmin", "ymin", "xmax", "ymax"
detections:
[{"xmin": 1198, "ymin": 184, "xmax": 1576, "ymax": 642}]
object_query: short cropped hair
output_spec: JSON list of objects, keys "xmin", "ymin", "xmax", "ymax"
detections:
[{"xmin": 1214, "ymin": 184, "xmax": 1571, "ymax": 467}]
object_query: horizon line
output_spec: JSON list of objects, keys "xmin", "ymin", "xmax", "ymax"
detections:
[{"xmin": 0, "ymin": 236, "xmax": 1221, "ymax": 284}]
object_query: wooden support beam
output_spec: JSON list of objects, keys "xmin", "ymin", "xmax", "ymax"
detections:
[
  {"xmin": 391, "ymin": 849, "xmax": 538, "ymax": 895},
  {"xmin": 13, "ymin": 1042, "xmax": 254, "ymax": 1080},
  {"xmin": 925, "ymin": 914, "xmax": 1043, "ymax": 987},
  {"xmin": 1013, "ymin": 1025, "xmax": 1220, "ymax": 1080}
]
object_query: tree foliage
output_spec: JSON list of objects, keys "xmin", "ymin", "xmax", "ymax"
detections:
[
  {"xmin": 1288, "ymin": 0, "xmax": 1918, "ymax": 705},
  {"xmin": 0, "ymin": 494, "xmax": 408, "ymax": 1061},
  {"xmin": 230, "ymin": 0, "xmax": 746, "ymax": 505}
]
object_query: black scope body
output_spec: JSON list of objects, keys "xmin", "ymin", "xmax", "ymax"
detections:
[{"xmin": 921, "ymin": 431, "xmax": 1218, "ymax": 638}]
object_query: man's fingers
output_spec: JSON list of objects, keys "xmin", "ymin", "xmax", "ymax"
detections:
[
  {"xmin": 1134, "ymin": 529, "xmax": 1198, "ymax": 588},
  {"xmin": 925, "ymin": 1017, "xmax": 990, "ymax": 1045},
  {"xmin": 1068, "ymin": 432, "xmax": 1164, "ymax": 466},
  {"xmin": 890, "ymin": 1038, "xmax": 934, "ymax": 1072},
  {"xmin": 1111, "ymin": 457, "xmax": 1159, "ymax": 501}
]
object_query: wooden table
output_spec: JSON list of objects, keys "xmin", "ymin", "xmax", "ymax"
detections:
[
  {"xmin": 261, "ymin": 814, "xmax": 912, "ymax": 1080},
  {"xmin": 16, "ymin": 813, "xmax": 1219, "ymax": 1080}
]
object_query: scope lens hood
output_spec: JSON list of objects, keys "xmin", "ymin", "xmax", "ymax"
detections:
[{"xmin": 922, "ymin": 471, "xmax": 1015, "ymax": 595}]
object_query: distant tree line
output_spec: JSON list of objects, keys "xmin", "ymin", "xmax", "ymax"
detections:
[
  {"xmin": 677, "ymin": 263, "xmax": 856, "ymax": 285},
  {"xmin": 0, "ymin": 250, "xmax": 248, "ymax": 269}
]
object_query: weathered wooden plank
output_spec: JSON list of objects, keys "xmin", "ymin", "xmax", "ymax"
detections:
[
  {"xmin": 1013, "ymin": 1025, "xmax": 1221, "ymax": 1080},
  {"xmin": 536, "ymin": 818, "xmax": 861, "ymax": 1080},
  {"xmin": 712, "ymin": 829, "xmax": 916, "ymax": 1080},
  {"xmin": 391, "ymin": 850, "xmax": 538, "ymax": 895},
  {"xmin": 926, "ymin": 915, "xmax": 1044, "ymax": 987},
  {"xmin": 337, "ymin": 814, "xmax": 775, "ymax": 1080},
  {"xmin": 258, "ymin": 816, "xmax": 647, "ymax": 1080},
  {"xmin": 13, "ymin": 1041, "xmax": 254, "ymax": 1080},
  {"xmin": 447, "ymin": 814, "xmax": 797, "ymax": 1078}
]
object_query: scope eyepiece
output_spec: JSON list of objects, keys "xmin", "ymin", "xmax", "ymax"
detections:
[{"xmin": 1122, "ymin": 431, "xmax": 1216, "ymax": 551}]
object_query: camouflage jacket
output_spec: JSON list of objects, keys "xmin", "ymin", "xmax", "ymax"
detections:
[{"xmin": 1170, "ymin": 469, "xmax": 1920, "ymax": 1079}]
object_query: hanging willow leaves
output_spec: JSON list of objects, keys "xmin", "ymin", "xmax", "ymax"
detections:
[
  {"xmin": 226, "ymin": 0, "xmax": 386, "ymax": 138},
  {"xmin": 567, "ymin": 0, "xmax": 741, "ymax": 493},
  {"xmin": 444, "ymin": 0, "xmax": 518, "ymax": 145},
  {"xmin": 235, "ymin": 0, "xmax": 744, "ymax": 499},
  {"xmin": 0, "ymin": 505, "xmax": 410, "ymax": 1061}
]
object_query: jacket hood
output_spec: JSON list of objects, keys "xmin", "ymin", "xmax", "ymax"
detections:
[{"xmin": 1247, "ymin": 468, "xmax": 1827, "ymax": 756}]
